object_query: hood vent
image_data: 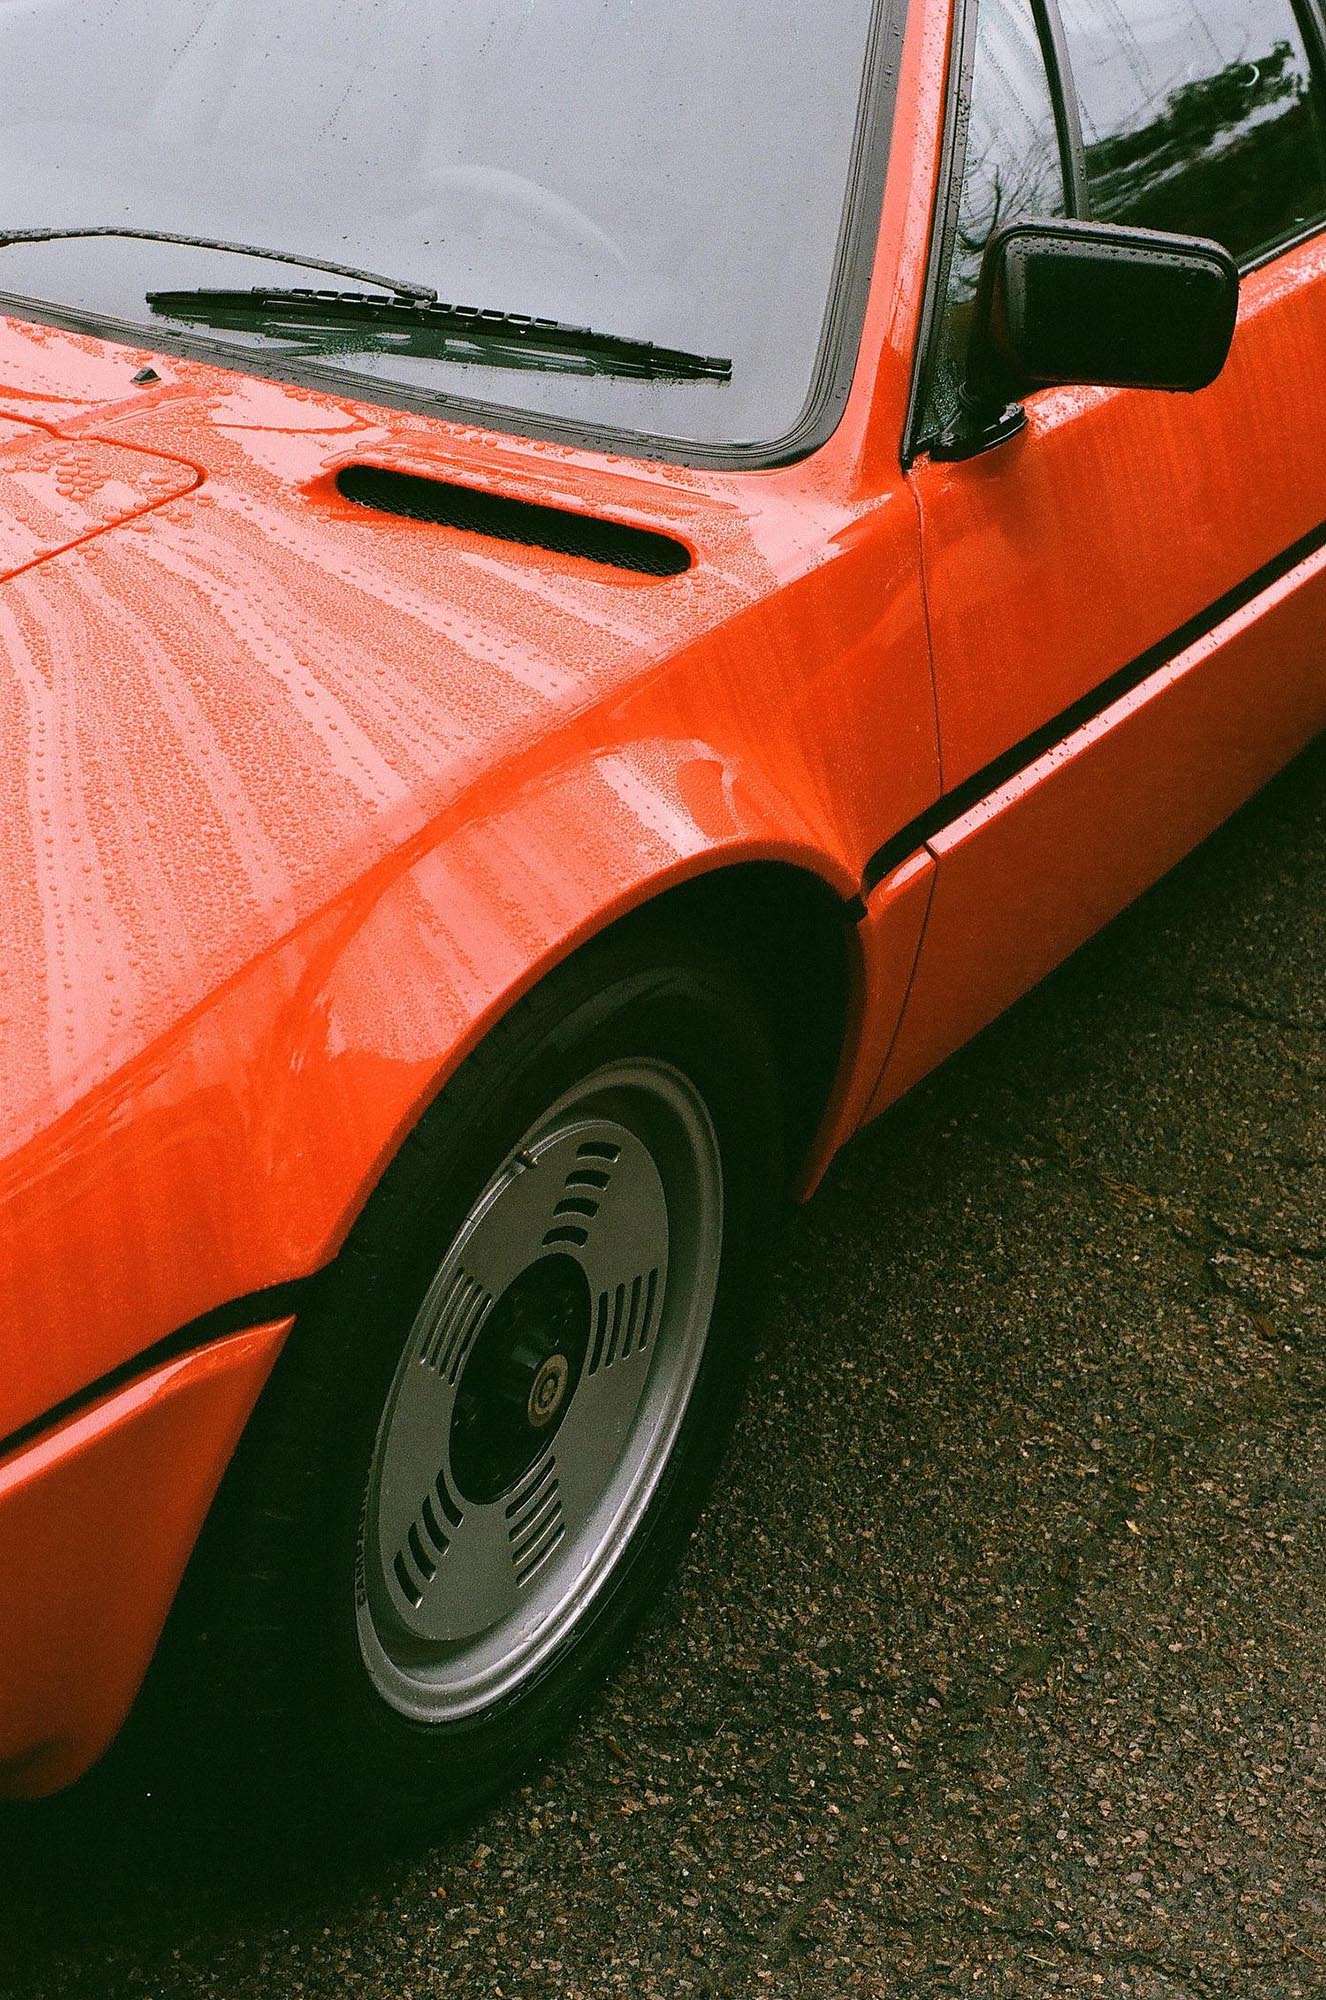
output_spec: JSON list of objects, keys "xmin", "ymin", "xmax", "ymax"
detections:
[{"xmin": 336, "ymin": 465, "xmax": 692, "ymax": 577}]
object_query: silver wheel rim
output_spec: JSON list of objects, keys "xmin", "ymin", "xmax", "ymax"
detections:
[{"xmin": 356, "ymin": 1057, "xmax": 723, "ymax": 1722}]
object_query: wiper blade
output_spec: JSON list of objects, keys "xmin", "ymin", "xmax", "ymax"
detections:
[
  {"xmin": 0, "ymin": 226, "xmax": 436, "ymax": 303},
  {"xmin": 142, "ymin": 285, "xmax": 734, "ymax": 384}
]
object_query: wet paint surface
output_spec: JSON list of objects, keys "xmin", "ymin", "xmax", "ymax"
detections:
[
  {"xmin": 0, "ymin": 282, "xmax": 938, "ymax": 1448},
  {"xmin": 0, "ymin": 193, "xmax": 938, "ymax": 1788},
  {"xmin": 1, "ymin": 0, "xmax": 1323, "ymax": 1804},
  {"xmin": 0, "ymin": 424, "xmax": 196, "ymax": 577}
]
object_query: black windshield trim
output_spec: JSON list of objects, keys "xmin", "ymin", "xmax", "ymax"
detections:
[{"xmin": 0, "ymin": 0, "xmax": 902, "ymax": 473}]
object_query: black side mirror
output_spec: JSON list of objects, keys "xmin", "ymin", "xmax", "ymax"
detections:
[{"xmin": 936, "ymin": 218, "xmax": 1240, "ymax": 461}]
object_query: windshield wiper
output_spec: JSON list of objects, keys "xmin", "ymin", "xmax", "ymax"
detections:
[
  {"xmin": 142, "ymin": 285, "xmax": 733, "ymax": 384},
  {"xmin": 0, "ymin": 226, "xmax": 437, "ymax": 303}
]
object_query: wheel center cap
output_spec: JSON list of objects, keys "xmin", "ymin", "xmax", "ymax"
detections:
[
  {"xmin": 448, "ymin": 1256, "xmax": 589, "ymax": 1504},
  {"xmin": 528, "ymin": 1353, "xmax": 570, "ymax": 1429}
]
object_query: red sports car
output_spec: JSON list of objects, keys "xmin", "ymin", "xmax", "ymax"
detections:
[{"xmin": 0, "ymin": 0, "xmax": 1322, "ymax": 1827}]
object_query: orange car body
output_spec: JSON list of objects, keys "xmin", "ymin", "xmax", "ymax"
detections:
[{"xmin": 1, "ymin": 0, "xmax": 1323, "ymax": 1795}]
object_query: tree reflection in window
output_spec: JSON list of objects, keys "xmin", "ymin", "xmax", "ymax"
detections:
[
  {"xmin": 918, "ymin": 0, "xmax": 1326, "ymax": 447},
  {"xmin": 923, "ymin": 0, "xmax": 1067, "ymax": 438},
  {"xmin": 1059, "ymin": 0, "xmax": 1326, "ymax": 266}
]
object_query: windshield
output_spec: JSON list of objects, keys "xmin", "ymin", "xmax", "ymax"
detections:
[{"xmin": 0, "ymin": 0, "xmax": 893, "ymax": 461}]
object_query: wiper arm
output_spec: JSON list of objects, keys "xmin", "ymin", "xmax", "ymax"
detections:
[
  {"xmin": 0, "ymin": 226, "xmax": 437, "ymax": 303},
  {"xmin": 142, "ymin": 285, "xmax": 734, "ymax": 384}
]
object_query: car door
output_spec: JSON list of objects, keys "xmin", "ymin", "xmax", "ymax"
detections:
[{"xmin": 868, "ymin": 0, "xmax": 1326, "ymax": 1109}]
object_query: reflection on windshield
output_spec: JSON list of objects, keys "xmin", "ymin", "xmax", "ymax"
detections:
[{"xmin": 0, "ymin": 0, "xmax": 886, "ymax": 456}]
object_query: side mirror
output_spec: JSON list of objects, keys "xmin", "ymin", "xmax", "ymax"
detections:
[{"xmin": 936, "ymin": 218, "xmax": 1240, "ymax": 460}]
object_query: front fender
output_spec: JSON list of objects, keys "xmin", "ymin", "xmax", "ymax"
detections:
[{"xmin": 0, "ymin": 733, "xmax": 931, "ymax": 1451}]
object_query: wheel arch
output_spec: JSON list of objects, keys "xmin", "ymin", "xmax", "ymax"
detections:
[
  {"xmin": 566, "ymin": 857, "xmax": 859, "ymax": 1180},
  {"xmin": 253, "ymin": 744, "xmax": 869, "ymax": 1286}
]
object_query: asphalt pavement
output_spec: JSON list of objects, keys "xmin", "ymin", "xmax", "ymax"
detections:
[{"xmin": 3, "ymin": 738, "xmax": 1325, "ymax": 2000}]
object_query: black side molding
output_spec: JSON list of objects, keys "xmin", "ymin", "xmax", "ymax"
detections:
[
  {"xmin": 0, "ymin": 1277, "xmax": 316, "ymax": 1467},
  {"xmin": 862, "ymin": 518, "xmax": 1326, "ymax": 899}
]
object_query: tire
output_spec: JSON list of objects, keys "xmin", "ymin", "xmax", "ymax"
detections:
[{"xmin": 158, "ymin": 919, "xmax": 788, "ymax": 1835}]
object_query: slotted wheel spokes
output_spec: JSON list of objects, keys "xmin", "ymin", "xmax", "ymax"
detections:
[{"xmin": 357, "ymin": 1058, "xmax": 722, "ymax": 1722}]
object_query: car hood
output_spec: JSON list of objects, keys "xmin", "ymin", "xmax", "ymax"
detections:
[{"xmin": 0, "ymin": 316, "xmax": 792, "ymax": 1161}]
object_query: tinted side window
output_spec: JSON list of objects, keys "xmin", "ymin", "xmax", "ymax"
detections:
[
  {"xmin": 1058, "ymin": 0, "xmax": 1326, "ymax": 266},
  {"xmin": 923, "ymin": 0, "xmax": 1067, "ymax": 438}
]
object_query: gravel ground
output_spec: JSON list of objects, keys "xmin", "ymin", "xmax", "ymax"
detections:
[{"xmin": 2, "ymin": 740, "xmax": 1325, "ymax": 2000}]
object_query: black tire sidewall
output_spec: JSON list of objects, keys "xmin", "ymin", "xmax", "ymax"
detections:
[{"xmin": 183, "ymin": 931, "xmax": 786, "ymax": 1829}]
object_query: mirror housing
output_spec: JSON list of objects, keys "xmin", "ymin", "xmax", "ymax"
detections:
[{"xmin": 937, "ymin": 218, "xmax": 1240, "ymax": 461}]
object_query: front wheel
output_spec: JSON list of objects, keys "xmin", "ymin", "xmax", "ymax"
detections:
[
  {"xmin": 164, "ymin": 928, "xmax": 787, "ymax": 1832},
  {"xmin": 358, "ymin": 1052, "xmax": 724, "ymax": 1724}
]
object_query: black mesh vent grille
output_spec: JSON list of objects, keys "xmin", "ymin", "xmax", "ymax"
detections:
[{"xmin": 336, "ymin": 465, "xmax": 692, "ymax": 577}]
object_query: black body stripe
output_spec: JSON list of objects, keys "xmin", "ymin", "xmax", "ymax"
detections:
[
  {"xmin": 0, "ymin": 1277, "xmax": 315, "ymax": 1467},
  {"xmin": 861, "ymin": 520, "xmax": 1326, "ymax": 899}
]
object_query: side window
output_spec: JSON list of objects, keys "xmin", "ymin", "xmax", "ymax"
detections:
[
  {"xmin": 917, "ymin": 0, "xmax": 1326, "ymax": 452},
  {"xmin": 921, "ymin": 0, "xmax": 1068, "ymax": 441},
  {"xmin": 1057, "ymin": 0, "xmax": 1326, "ymax": 268}
]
